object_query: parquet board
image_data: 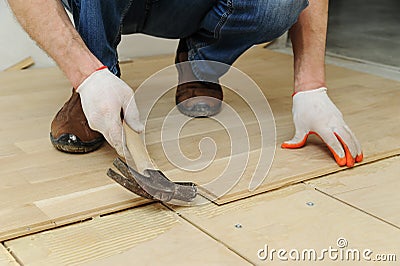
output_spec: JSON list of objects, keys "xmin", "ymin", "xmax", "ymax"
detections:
[
  {"xmin": 0, "ymin": 47, "xmax": 399, "ymax": 241},
  {"xmin": 307, "ymin": 156, "xmax": 400, "ymax": 227},
  {"xmin": 126, "ymin": 47, "xmax": 400, "ymax": 204},
  {"xmin": 172, "ymin": 184, "xmax": 400, "ymax": 265},
  {"xmin": 0, "ymin": 244, "xmax": 17, "ymax": 266},
  {"xmin": 5, "ymin": 204, "xmax": 249, "ymax": 266}
]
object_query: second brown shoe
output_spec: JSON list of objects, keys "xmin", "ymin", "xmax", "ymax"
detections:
[
  {"xmin": 175, "ymin": 39, "xmax": 223, "ymax": 118},
  {"xmin": 50, "ymin": 89, "xmax": 105, "ymax": 153}
]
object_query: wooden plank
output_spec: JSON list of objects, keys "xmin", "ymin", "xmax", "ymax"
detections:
[
  {"xmin": 172, "ymin": 184, "xmax": 400, "ymax": 265},
  {"xmin": 0, "ymin": 56, "xmax": 173, "ymax": 242},
  {"xmin": 0, "ymin": 245, "xmax": 18, "ymax": 266},
  {"xmin": 0, "ymin": 62, "xmax": 161, "ymax": 241},
  {"xmin": 0, "ymin": 151, "xmax": 149, "ymax": 241},
  {"xmin": 1, "ymin": 47, "xmax": 399, "ymax": 241},
  {"xmin": 4, "ymin": 57, "xmax": 34, "ymax": 72},
  {"xmin": 0, "ymin": 203, "xmax": 54, "ymax": 242},
  {"xmin": 306, "ymin": 156, "xmax": 400, "ymax": 228},
  {"xmin": 5, "ymin": 204, "xmax": 249, "ymax": 266},
  {"xmin": 123, "ymin": 47, "xmax": 400, "ymax": 204}
]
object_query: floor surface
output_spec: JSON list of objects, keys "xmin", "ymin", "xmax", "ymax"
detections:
[
  {"xmin": 1, "ymin": 1, "xmax": 399, "ymax": 265},
  {"xmin": 0, "ymin": 48, "xmax": 399, "ymax": 265}
]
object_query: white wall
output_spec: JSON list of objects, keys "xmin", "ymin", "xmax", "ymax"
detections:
[{"xmin": 0, "ymin": 0, "xmax": 178, "ymax": 71}]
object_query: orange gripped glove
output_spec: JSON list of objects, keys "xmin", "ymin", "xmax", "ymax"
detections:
[{"xmin": 281, "ymin": 87, "xmax": 363, "ymax": 167}]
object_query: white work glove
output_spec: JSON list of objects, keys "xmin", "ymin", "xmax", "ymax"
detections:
[
  {"xmin": 281, "ymin": 87, "xmax": 363, "ymax": 167},
  {"xmin": 76, "ymin": 67, "xmax": 144, "ymax": 155}
]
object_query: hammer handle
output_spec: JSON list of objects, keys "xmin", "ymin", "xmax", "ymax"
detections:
[{"xmin": 123, "ymin": 123, "xmax": 154, "ymax": 173}]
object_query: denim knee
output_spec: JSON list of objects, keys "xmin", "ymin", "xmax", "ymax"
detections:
[{"xmin": 252, "ymin": 0, "xmax": 309, "ymax": 42}]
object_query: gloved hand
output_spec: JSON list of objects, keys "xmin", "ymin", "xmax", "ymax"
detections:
[
  {"xmin": 281, "ymin": 87, "xmax": 363, "ymax": 167},
  {"xmin": 76, "ymin": 66, "xmax": 144, "ymax": 156}
]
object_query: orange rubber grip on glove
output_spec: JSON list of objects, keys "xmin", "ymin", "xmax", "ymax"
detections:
[{"xmin": 281, "ymin": 87, "xmax": 363, "ymax": 167}]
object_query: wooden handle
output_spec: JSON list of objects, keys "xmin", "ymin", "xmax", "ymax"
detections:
[{"xmin": 123, "ymin": 123, "xmax": 154, "ymax": 173}]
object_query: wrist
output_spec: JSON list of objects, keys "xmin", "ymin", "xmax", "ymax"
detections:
[
  {"xmin": 75, "ymin": 66, "xmax": 108, "ymax": 93},
  {"xmin": 70, "ymin": 62, "xmax": 104, "ymax": 90},
  {"xmin": 293, "ymin": 86, "xmax": 327, "ymax": 96},
  {"xmin": 59, "ymin": 44, "xmax": 104, "ymax": 89},
  {"xmin": 294, "ymin": 80, "xmax": 326, "ymax": 93},
  {"xmin": 293, "ymin": 53, "xmax": 326, "ymax": 94}
]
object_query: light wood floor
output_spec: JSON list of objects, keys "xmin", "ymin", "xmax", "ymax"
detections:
[{"xmin": 0, "ymin": 47, "xmax": 399, "ymax": 265}]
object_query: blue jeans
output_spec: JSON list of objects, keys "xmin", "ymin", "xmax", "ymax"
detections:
[{"xmin": 62, "ymin": 0, "xmax": 308, "ymax": 79}]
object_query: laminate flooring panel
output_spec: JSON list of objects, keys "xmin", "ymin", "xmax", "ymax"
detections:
[
  {"xmin": 172, "ymin": 184, "xmax": 400, "ymax": 265},
  {"xmin": 5, "ymin": 204, "xmax": 249, "ymax": 266},
  {"xmin": 0, "ymin": 244, "xmax": 17, "ymax": 266},
  {"xmin": 0, "ymin": 61, "xmax": 173, "ymax": 241},
  {"xmin": 307, "ymin": 156, "xmax": 400, "ymax": 228},
  {"xmin": 1, "ymin": 47, "xmax": 399, "ymax": 241},
  {"xmin": 123, "ymin": 47, "xmax": 400, "ymax": 204}
]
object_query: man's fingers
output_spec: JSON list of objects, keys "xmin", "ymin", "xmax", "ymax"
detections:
[
  {"xmin": 334, "ymin": 133, "xmax": 355, "ymax": 167},
  {"xmin": 282, "ymin": 128, "xmax": 362, "ymax": 168},
  {"xmin": 343, "ymin": 124, "xmax": 363, "ymax": 163},
  {"xmin": 281, "ymin": 131, "xmax": 309, "ymax": 149},
  {"xmin": 336, "ymin": 126, "xmax": 358, "ymax": 157},
  {"xmin": 103, "ymin": 119, "xmax": 125, "ymax": 157},
  {"xmin": 124, "ymin": 112, "xmax": 144, "ymax": 133},
  {"xmin": 334, "ymin": 127, "xmax": 357, "ymax": 168},
  {"xmin": 356, "ymin": 153, "xmax": 363, "ymax": 163},
  {"xmin": 123, "ymin": 96, "xmax": 144, "ymax": 133},
  {"xmin": 316, "ymin": 130, "xmax": 347, "ymax": 166},
  {"xmin": 335, "ymin": 124, "xmax": 363, "ymax": 166}
]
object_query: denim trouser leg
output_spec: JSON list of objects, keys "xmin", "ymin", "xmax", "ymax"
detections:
[
  {"xmin": 62, "ymin": 0, "xmax": 308, "ymax": 79},
  {"xmin": 61, "ymin": 0, "xmax": 133, "ymax": 76},
  {"xmin": 185, "ymin": 0, "xmax": 309, "ymax": 80}
]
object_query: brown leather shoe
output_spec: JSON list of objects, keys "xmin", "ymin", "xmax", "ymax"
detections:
[
  {"xmin": 50, "ymin": 89, "xmax": 104, "ymax": 153},
  {"xmin": 175, "ymin": 39, "xmax": 223, "ymax": 117}
]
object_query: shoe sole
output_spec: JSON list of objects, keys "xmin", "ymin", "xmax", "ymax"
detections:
[
  {"xmin": 177, "ymin": 102, "xmax": 222, "ymax": 118},
  {"xmin": 50, "ymin": 133, "xmax": 105, "ymax": 154}
]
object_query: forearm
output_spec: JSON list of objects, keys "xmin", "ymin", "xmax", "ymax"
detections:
[
  {"xmin": 7, "ymin": 0, "xmax": 102, "ymax": 88},
  {"xmin": 289, "ymin": 0, "xmax": 329, "ymax": 93}
]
